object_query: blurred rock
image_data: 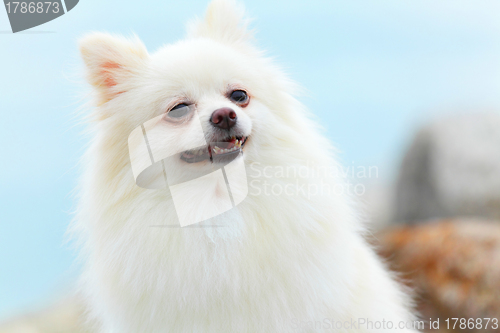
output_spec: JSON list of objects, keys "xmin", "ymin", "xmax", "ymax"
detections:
[
  {"xmin": 359, "ymin": 180, "xmax": 394, "ymax": 231},
  {"xmin": 394, "ymin": 112, "xmax": 500, "ymax": 224},
  {"xmin": 376, "ymin": 218, "xmax": 500, "ymax": 332},
  {"xmin": 0, "ymin": 297, "xmax": 89, "ymax": 333}
]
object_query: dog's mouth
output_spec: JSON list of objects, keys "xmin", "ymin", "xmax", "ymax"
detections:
[{"xmin": 180, "ymin": 136, "xmax": 248, "ymax": 164}]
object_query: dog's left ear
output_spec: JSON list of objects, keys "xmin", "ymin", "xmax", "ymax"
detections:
[
  {"xmin": 187, "ymin": 0, "xmax": 253, "ymax": 46},
  {"xmin": 79, "ymin": 32, "xmax": 148, "ymax": 105}
]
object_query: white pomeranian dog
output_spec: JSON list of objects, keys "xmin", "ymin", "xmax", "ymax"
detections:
[{"xmin": 74, "ymin": 0, "xmax": 418, "ymax": 332}]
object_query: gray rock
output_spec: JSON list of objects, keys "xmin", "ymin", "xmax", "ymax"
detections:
[{"xmin": 394, "ymin": 112, "xmax": 500, "ymax": 223}]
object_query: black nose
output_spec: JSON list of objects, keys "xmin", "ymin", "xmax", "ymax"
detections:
[{"xmin": 210, "ymin": 107, "xmax": 237, "ymax": 130}]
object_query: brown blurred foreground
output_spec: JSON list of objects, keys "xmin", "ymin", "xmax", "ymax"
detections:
[{"xmin": 376, "ymin": 218, "xmax": 500, "ymax": 332}]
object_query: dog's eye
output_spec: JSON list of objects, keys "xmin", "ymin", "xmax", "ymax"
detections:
[
  {"xmin": 168, "ymin": 103, "xmax": 191, "ymax": 118},
  {"xmin": 229, "ymin": 90, "xmax": 248, "ymax": 104}
]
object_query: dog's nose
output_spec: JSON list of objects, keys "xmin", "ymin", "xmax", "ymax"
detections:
[{"xmin": 210, "ymin": 107, "xmax": 237, "ymax": 130}]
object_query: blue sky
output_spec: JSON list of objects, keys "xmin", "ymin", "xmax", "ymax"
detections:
[{"xmin": 1, "ymin": 0, "xmax": 499, "ymax": 320}]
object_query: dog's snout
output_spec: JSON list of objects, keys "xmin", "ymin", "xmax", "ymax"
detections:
[{"xmin": 210, "ymin": 107, "xmax": 237, "ymax": 130}]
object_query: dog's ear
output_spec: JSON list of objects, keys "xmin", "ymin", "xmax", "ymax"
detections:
[
  {"xmin": 79, "ymin": 33, "xmax": 148, "ymax": 105},
  {"xmin": 188, "ymin": 0, "xmax": 253, "ymax": 46}
]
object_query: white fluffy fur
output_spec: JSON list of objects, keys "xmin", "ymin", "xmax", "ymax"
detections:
[{"xmin": 74, "ymin": 1, "xmax": 418, "ymax": 332}]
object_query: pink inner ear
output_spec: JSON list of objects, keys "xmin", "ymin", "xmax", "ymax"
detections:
[{"xmin": 100, "ymin": 61, "xmax": 121, "ymax": 87}]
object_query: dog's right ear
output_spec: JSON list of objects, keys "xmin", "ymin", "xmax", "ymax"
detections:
[{"xmin": 79, "ymin": 32, "xmax": 148, "ymax": 105}]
